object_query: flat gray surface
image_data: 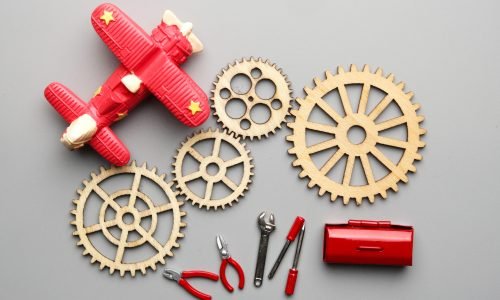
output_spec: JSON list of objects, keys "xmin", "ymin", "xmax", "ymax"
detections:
[{"xmin": 1, "ymin": 0, "xmax": 500, "ymax": 299}]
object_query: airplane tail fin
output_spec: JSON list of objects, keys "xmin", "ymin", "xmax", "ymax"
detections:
[
  {"xmin": 44, "ymin": 82, "xmax": 88, "ymax": 123},
  {"xmin": 89, "ymin": 127, "xmax": 130, "ymax": 166}
]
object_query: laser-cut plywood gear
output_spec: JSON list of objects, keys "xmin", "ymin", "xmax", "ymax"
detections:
[
  {"xmin": 173, "ymin": 128, "xmax": 254, "ymax": 210},
  {"xmin": 211, "ymin": 57, "xmax": 292, "ymax": 140},
  {"xmin": 71, "ymin": 161, "xmax": 186, "ymax": 276},
  {"xmin": 287, "ymin": 65, "xmax": 426, "ymax": 205}
]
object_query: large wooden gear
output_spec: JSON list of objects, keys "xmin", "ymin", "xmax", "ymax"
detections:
[
  {"xmin": 211, "ymin": 57, "xmax": 292, "ymax": 140},
  {"xmin": 287, "ymin": 65, "xmax": 426, "ymax": 205},
  {"xmin": 173, "ymin": 128, "xmax": 254, "ymax": 210},
  {"xmin": 71, "ymin": 161, "xmax": 186, "ymax": 276}
]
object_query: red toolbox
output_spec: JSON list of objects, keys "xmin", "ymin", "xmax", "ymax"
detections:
[{"xmin": 323, "ymin": 220, "xmax": 413, "ymax": 266}]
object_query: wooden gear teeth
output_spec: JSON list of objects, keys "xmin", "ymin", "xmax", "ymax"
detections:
[
  {"xmin": 172, "ymin": 128, "xmax": 254, "ymax": 210},
  {"xmin": 71, "ymin": 161, "xmax": 186, "ymax": 277},
  {"xmin": 287, "ymin": 64, "xmax": 426, "ymax": 205},
  {"xmin": 211, "ymin": 57, "xmax": 293, "ymax": 140}
]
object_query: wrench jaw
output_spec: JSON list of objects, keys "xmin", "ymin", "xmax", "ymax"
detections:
[{"xmin": 258, "ymin": 212, "xmax": 276, "ymax": 233}]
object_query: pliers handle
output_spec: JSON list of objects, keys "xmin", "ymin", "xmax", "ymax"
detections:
[{"xmin": 220, "ymin": 257, "xmax": 245, "ymax": 292}]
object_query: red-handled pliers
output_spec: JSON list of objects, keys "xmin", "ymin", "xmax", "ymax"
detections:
[
  {"xmin": 163, "ymin": 268, "xmax": 219, "ymax": 300},
  {"xmin": 216, "ymin": 234, "xmax": 245, "ymax": 292}
]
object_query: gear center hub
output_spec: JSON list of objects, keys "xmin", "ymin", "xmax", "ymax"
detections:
[
  {"xmin": 347, "ymin": 125, "xmax": 367, "ymax": 145},
  {"xmin": 200, "ymin": 156, "xmax": 227, "ymax": 182},
  {"xmin": 117, "ymin": 207, "xmax": 141, "ymax": 231},
  {"xmin": 336, "ymin": 114, "xmax": 377, "ymax": 155}
]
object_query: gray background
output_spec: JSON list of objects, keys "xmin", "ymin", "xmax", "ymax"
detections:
[{"xmin": 1, "ymin": 0, "xmax": 499, "ymax": 299}]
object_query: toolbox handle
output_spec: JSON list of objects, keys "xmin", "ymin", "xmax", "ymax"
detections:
[{"xmin": 348, "ymin": 220, "xmax": 391, "ymax": 227}]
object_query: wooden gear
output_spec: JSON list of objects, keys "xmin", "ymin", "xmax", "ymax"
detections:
[
  {"xmin": 287, "ymin": 65, "xmax": 426, "ymax": 205},
  {"xmin": 71, "ymin": 161, "xmax": 186, "ymax": 276},
  {"xmin": 173, "ymin": 128, "xmax": 254, "ymax": 210},
  {"xmin": 211, "ymin": 57, "xmax": 292, "ymax": 140}
]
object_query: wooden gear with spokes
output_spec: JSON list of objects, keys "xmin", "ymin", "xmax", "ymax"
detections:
[
  {"xmin": 173, "ymin": 129, "xmax": 254, "ymax": 210},
  {"xmin": 211, "ymin": 57, "xmax": 292, "ymax": 140},
  {"xmin": 287, "ymin": 65, "xmax": 426, "ymax": 205},
  {"xmin": 71, "ymin": 162, "xmax": 186, "ymax": 276}
]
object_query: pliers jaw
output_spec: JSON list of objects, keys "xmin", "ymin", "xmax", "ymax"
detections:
[
  {"xmin": 216, "ymin": 234, "xmax": 230, "ymax": 259},
  {"xmin": 163, "ymin": 269, "xmax": 181, "ymax": 282}
]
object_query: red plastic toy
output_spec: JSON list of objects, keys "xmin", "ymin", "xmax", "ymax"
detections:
[
  {"xmin": 323, "ymin": 220, "xmax": 414, "ymax": 266},
  {"xmin": 44, "ymin": 3, "xmax": 209, "ymax": 166},
  {"xmin": 163, "ymin": 269, "xmax": 219, "ymax": 300}
]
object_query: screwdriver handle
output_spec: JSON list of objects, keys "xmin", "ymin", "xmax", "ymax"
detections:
[
  {"xmin": 287, "ymin": 217, "xmax": 305, "ymax": 241},
  {"xmin": 285, "ymin": 268, "xmax": 298, "ymax": 296}
]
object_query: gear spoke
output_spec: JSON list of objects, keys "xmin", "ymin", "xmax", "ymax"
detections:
[
  {"xmin": 179, "ymin": 171, "xmax": 203, "ymax": 183},
  {"xmin": 128, "ymin": 172, "xmax": 142, "ymax": 208},
  {"xmin": 358, "ymin": 83, "xmax": 371, "ymax": 114},
  {"xmin": 307, "ymin": 139, "xmax": 338, "ymax": 155},
  {"xmin": 342, "ymin": 155, "xmax": 355, "ymax": 185},
  {"xmin": 139, "ymin": 203, "xmax": 173, "ymax": 218},
  {"xmin": 115, "ymin": 229, "xmax": 129, "ymax": 263},
  {"xmin": 85, "ymin": 219, "xmax": 119, "ymax": 234},
  {"xmin": 320, "ymin": 150, "xmax": 345, "ymax": 175},
  {"xmin": 93, "ymin": 185, "xmax": 121, "ymax": 211},
  {"xmin": 338, "ymin": 84, "xmax": 353, "ymax": 115},
  {"xmin": 224, "ymin": 156, "xmax": 245, "ymax": 168},
  {"xmin": 376, "ymin": 116, "xmax": 407, "ymax": 131},
  {"xmin": 315, "ymin": 97, "xmax": 342, "ymax": 123},
  {"xmin": 360, "ymin": 154, "xmax": 376, "ymax": 185},
  {"xmin": 370, "ymin": 148, "xmax": 408, "ymax": 181},
  {"xmin": 136, "ymin": 226, "xmax": 164, "ymax": 253},
  {"xmin": 222, "ymin": 176, "xmax": 238, "ymax": 191},
  {"xmin": 368, "ymin": 94, "xmax": 393, "ymax": 120},
  {"xmin": 212, "ymin": 136, "xmax": 222, "ymax": 157},
  {"xmin": 188, "ymin": 148, "xmax": 205, "ymax": 162},
  {"xmin": 304, "ymin": 121, "xmax": 337, "ymax": 135},
  {"xmin": 377, "ymin": 136, "xmax": 409, "ymax": 149},
  {"xmin": 204, "ymin": 180, "xmax": 214, "ymax": 201}
]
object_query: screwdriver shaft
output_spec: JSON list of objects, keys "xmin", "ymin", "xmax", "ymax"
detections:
[{"xmin": 268, "ymin": 240, "xmax": 291, "ymax": 279}]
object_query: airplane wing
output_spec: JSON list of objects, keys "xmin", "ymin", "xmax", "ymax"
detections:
[
  {"xmin": 139, "ymin": 56, "xmax": 210, "ymax": 127},
  {"xmin": 89, "ymin": 127, "xmax": 130, "ymax": 166},
  {"xmin": 91, "ymin": 3, "xmax": 154, "ymax": 71}
]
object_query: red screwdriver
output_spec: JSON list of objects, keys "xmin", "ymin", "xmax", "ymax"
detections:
[
  {"xmin": 268, "ymin": 216, "xmax": 305, "ymax": 279},
  {"xmin": 285, "ymin": 224, "xmax": 305, "ymax": 296}
]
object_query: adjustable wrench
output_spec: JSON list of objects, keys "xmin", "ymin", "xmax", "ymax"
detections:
[{"xmin": 254, "ymin": 211, "xmax": 275, "ymax": 287}]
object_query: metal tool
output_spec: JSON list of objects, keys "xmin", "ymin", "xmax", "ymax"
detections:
[
  {"xmin": 285, "ymin": 224, "xmax": 305, "ymax": 296},
  {"xmin": 268, "ymin": 216, "xmax": 305, "ymax": 279},
  {"xmin": 163, "ymin": 268, "xmax": 219, "ymax": 300},
  {"xmin": 216, "ymin": 234, "xmax": 245, "ymax": 292},
  {"xmin": 254, "ymin": 211, "xmax": 275, "ymax": 287}
]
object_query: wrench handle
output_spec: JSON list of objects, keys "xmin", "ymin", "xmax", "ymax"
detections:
[{"xmin": 254, "ymin": 233, "xmax": 270, "ymax": 287}]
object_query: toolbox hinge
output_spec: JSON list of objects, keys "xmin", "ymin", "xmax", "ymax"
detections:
[{"xmin": 348, "ymin": 220, "xmax": 391, "ymax": 228}]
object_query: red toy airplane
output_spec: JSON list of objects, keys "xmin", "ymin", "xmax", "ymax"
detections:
[{"xmin": 44, "ymin": 3, "xmax": 209, "ymax": 166}]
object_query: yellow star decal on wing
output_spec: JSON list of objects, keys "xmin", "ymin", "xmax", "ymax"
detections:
[
  {"xmin": 188, "ymin": 101, "xmax": 202, "ymax": 115},
  {"xmin": 115, "ymin": 111, "xmax": 128, "ymax": 121},
  {"xmin": 93, "ymin": 86, "xmax": 102, "ymax": 97},
  {"xmin": 100, "ymin": 10, "xmax": 115, "ymax": 26}
]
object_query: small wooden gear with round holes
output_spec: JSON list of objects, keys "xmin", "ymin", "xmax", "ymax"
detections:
[
  {"xmin": 211, "ymin": 57, "xmax": 293, "ymax": 140},
  {"xmin": 173, "ymin": 128, "xmax": 254, "ymax": 210},
  {"xmin": 287, "ymin": 65, "xmax": 426, "ymax": 205},
  {"xmin": 71, "ymin": 161, "xmax": 186, "ymax": 276}
]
